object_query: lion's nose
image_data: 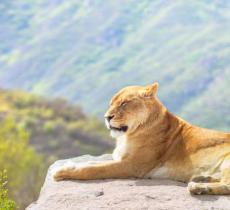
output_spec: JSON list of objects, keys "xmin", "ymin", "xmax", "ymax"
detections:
[{"xmin": 105, "ymin": 115, "xmax": 114, "ymax": 122}]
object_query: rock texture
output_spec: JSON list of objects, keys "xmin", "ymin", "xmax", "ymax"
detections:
[{"xmin": 27, "ymin": 155, "xmax": 230, "ymax": 210}]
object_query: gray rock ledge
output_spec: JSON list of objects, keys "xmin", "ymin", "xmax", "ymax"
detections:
[{"xmin": 27, "ymin": 154, "xmax": 230, "ymax": 210}]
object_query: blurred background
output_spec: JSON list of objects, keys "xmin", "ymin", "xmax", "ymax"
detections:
[{"xmin": 0, "ymin": 0, "xmax": 230, "ymax": 209}]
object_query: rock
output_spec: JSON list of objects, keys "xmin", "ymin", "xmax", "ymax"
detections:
[
  {"xmin": 27, "ymin": 154, "xmax": 230, "ymax": 210},
  {"xmin": 94, "ymin": 190, "xmax": 104, "ymax": 197}
]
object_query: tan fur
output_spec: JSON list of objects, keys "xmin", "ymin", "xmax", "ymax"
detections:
[{"xmin": 53, "ymin": 83, "xmax": 230, "ymax": 195}]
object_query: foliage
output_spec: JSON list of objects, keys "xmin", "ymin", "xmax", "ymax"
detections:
[
  {"xmin": 0, "ymin": 170, "xmax": 16, "ymax": 210},
  {"xmin": 0, "ymin": 89, "xmax": 112, "ymax": 160},
  {"xmin": 0, "ymin": 88, "xmax": 112, "ymax": 210},
  {"xmin": 0, "ymin": 118, "xmax": 45, "ymax": 210}
]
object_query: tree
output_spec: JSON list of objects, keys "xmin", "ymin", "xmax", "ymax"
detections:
[{"xmin": 0, "ymin": 118, "xmax": 45, "ymax": 209}]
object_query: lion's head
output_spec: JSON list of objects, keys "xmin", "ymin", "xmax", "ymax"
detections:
[{"xmin": 104, "ymin": 82, "xmax": 159, "ymax": 138}]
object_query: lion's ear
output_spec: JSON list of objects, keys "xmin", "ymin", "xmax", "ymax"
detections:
[{"xmin": 142, "ymin": 82, "xmax": 159, "ymax": 98}]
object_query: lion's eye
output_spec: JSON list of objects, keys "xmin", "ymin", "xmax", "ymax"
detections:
[{"xmin": 120, "ymin": 101, "xmax": 127, "ymax": 107}]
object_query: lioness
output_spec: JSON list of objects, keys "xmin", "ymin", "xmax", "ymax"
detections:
[{"xmin": 53, "ymin": 83, "xmax": 230, "ymax": 195}]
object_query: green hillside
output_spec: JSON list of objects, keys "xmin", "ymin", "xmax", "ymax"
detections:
[
  {"xmin": 0, "ymin": 89, "xmax": 112, "ymax": 160},
  {"xmin": 0, "ymin": 89, "xmax": 112, "ymax": 209},
  {"xmin": 0, "ymin": 0, "xmax": 229, "ymax": 131}
]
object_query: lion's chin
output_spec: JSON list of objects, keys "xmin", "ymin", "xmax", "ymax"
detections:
[
  {"xmin": 104, "ymin": 119, "xmax": 128, "ymax": 138},
  {"xmin": 110, "ymin": 129, "xmax": 126, "ymax": 138},
  {"xmin": 108, "ymin": 125, "xmax": 128, "ymax": 138}
]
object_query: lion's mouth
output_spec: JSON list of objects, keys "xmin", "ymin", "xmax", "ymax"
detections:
[
  {"xmin": 109, "ymin": 125, "xmax": 128, "ymax": 132},
  {"xmin": 105, "ymin": 118, "xmax": 128, "ymax": 132}
]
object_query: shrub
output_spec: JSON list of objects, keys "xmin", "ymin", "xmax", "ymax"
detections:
[
  {"xmin": 0, "ymin": 118, "xmax": 45, "ymax": 209},
  {"xmin": 0, "ymin": 170, "xmax": 16, "ymax": 210}
]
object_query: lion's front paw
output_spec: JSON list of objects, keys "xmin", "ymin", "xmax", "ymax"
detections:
[
  {"xmin": 52, "ymin": 162, "xmax": 77, "ymax": 181},
  {"xmin": 52, "ymin": 169, "xmax": 67, "ymax": 181}
]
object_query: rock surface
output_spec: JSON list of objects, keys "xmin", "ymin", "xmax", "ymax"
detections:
[{"xmin": 27, "ymin": 154, "xmax": 230, "ymax": 210}]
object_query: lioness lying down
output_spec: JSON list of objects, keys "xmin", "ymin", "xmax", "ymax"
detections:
[{"xmin": 53, "ymin": 83, "xmax": 230, "ymax": 195}]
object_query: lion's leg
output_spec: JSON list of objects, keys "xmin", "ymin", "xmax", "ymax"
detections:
[
  {"xmin": 188, "ymin": 175, "xmax": 224, "ymax": 195},
  {"xmin": 220, "ymin": 154, "xmax": 230, "ymax": 184},
  {"xmin": 188, "ymin": 182, "xmax": 230, "ymax": 195},
  {"xmin": 190, "ymin": 175, "xmax": 220, "ymax": 183},
  {"xmin": 53, "ymin": 160, "xmax": 135, "ymax": 181},
  {"xmin": 188, "ymin": 154, "xmax": 230, "ymax": 195}
]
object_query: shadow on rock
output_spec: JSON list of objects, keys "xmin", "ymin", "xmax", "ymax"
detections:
[{"xmin": 135, "ymin": 178, "xmax": 186, "ymax": 187}]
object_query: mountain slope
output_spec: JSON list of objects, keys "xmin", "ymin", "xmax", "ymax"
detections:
[
  {"xmin": 0, "ymin": 0, "xmax": 230, "ymax": 131},
  {"xmin": 0, "ymin": 89, "xmax": 112, "ymax": 159}
]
